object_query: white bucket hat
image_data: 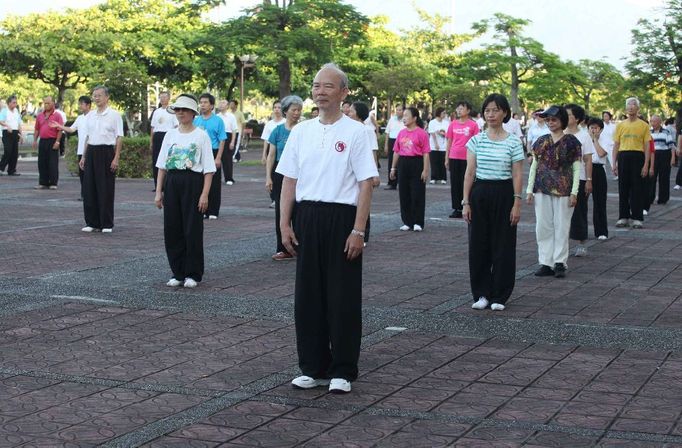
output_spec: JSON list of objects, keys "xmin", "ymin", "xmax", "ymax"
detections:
[{"xmin": 169, "ymin": 94, "xmax": 199, "ymax": 114}]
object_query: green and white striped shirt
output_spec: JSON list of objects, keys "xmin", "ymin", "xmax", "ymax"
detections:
[{"xmin": 466, "ymin": 132, "xmax": 524, "ymax": 180}]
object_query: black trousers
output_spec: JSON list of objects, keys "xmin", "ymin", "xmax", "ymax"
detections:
[
  {"xmin": 294, "ymin": 201, "xmax": 362, "ymax": 381},
  {"xmin": 429, "ymin": 151, "xmax": 447, "ymax": 181},
  {"xmin": 152, "ymin": 131, "xmax": 166, "ymax": 189},
  {"xmin": 0, "ymin": 130, "xmax": 19, "ymax": 174},
  {"xmin": 163, "ymin": 170, "xmax": 205, "ymax": 282},
  {"xmin": 651, "ymin": 150, "xmax": 672, "ymax": 204},
  {"xmin": 570, "ymin": 180, "xmax": 588, "ymax": 241},
  {"xmin": 449, "ymin": 158, "xmax": 467, "ymax": 211},
  {"xmin": 676, "ymin": 159, "xmax": 682, "ymax": 186},
  {"xmin": 83, "ymin": 145, "xmax": 115, "ymax": 229},
  {"xmin": 591, "ymin": 164, "xmax": 608, "ymax": 238},
  {"xmin": 272, "ymin": 162, "xmax": 296, "ymax": 253},
  {"xmin": 221, "ymin": 133, "xmax": 233, "ymax": 182},
  {"xmin": 386, "ymin": 137, "xmax": 397, "ymax": 187},
  {"xmin": 207, "ymin": 148, "xmax": 222, "ymax": 217},
  {"xmin": 617, "ymin": 151, "xmax": 645, "ymax": 221},
  {"xmin": 38, "ymin": 138, "xmax": 59, "ymax": 186},
  {"xmin": 77, "ymin": 155, "xmax": 84, "ymax": 197},
  {"xmin": 468, "ymin": 179, "xmax": 516, "ymax": 304},
  {"xmin": 398, "ymin": 156, "xmax": 426, "ymax": 227}
]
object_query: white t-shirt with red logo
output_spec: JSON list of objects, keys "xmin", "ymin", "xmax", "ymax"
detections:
[{"xmin": 276, "ymin": 115, "xmax": 378, "ymax": 206}]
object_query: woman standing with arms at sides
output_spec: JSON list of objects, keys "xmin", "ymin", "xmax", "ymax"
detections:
[
  {"xmin": 390, "ymin": 107, "xmax": 431, "ymax": 232},
  {"xmin": 446, "ymin": 101, "xmax": 479, "ymax": 218},
  {"xmin": 265, "ymin": 95, "xmax": 303, "ymax": 261},
  {"xmin": 154, "ymin": 94, "xmax": 216, "ymax": 288},
  {"xmin": 428, "ymin": 107, "xmax": 449, "ymax": 184},
  {"xmin": 463, "ymin": 94, "xmax": 525, "ymax": 311},
  {"xmin": 526, "ymin": 105, "xmax": 581, "ymax": 279}
]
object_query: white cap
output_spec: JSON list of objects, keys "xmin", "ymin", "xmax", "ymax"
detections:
[{"xmin": 169, "ymin": 94, "xmax": 199, "ymax": 114}]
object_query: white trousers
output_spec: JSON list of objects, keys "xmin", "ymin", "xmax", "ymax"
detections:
[{"xmin": 534, "ymin": 193, "xmax": 574, "ymax": 267}]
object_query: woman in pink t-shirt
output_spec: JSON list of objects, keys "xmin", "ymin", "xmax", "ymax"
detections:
[
  {"xmin": 390, "ymin": 107, "xmax": 431, "ymax": 231},
  {"xmin": 445, "ymin": 101, "xmax": 479, "ymax": 218}
]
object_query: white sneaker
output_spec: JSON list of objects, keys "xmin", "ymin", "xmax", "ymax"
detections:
[
  {"xmin": 632, "ymin": 220, "xmax": 643, "ymax": 229},
  {"xmin": 329, "ymin": 378, "xmax": 351, "ymax": 394},
  {"xmin": 440, "ymin": 180, "xmax": 447, "ymax": 185},
  {"xmin": 429, "ymin": 180, "xmax": 435, "ymax": 184},
  {"xmin": 208, "ymin": 215, "xmax": 218, "ymax": 220},
  {"xmin": 291, "ymin": 376, "xmax": 330, "ymax": 389},
  {"xmin": 399, "ymin": 225, "xmax": 410, "ymax": 231},
  {"xmin": 81, "ymin": 226, "xmax": 96, "ymax": 232},
  {"xmin": 226, "ymin": 181, "xmax": 234, "ymax": 186},
  {"xmin": 413, "ymin": 224, "xmax": 423, "ymax": 232},
  {"xmin": 472, "ymin": 297, "xmax": 489, "ymax": 310},
  {"xmin": 597, "ymin": 235, "xmax": 608, "ymax": 241},
  {"xmin": 269, "ymin": 201, "xmax": 275, "ymax": 209},
  {"xmin": 183, "ymin": 278, "xmax": 198, "ymax": 288},
  {"xmin": 166, "ymin": 278, "xmax": 182, "ymax": 287},
  {"xmin": 615, "ymin": 219, "xmax": 629, "ymax": 228},
  {"xmin": 643, "ymin": 210, "xmax": 648, "ymax": 216},
  {"xmin": 575, "ymin": 246, "xmax": 587, "ymax": 257},
  {"xmin": 674, "ymin": 185, "xmax": 681, "ymax": 190},
  {"xmin": 490, "ymin": 303, "xmax": 505, "ymax": 311},
  {"xmin": 101, "ymin": 228, "xmax": 113, "ymax": 233}
]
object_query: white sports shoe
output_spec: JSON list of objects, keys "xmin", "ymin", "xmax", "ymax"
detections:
[
  {"xmin": 413, "ymin": 224, "xmax": 423, "ymax": 232},
  {"xmin": 81, "ymin": 226, "xmax": 96, "ymax": 233},
  {"xmin": 597, "ymin": 235, "xmax": 608, "ymax": 241},
  {"xmin": 440, "ymin": 180, "xmax": 447, "ymax": 184},
  {"xmin": 399, "ymin": 225, "xmax": 410, "ymax": 231},
  {"xmin": 575, "ymin": 246, "xmax": 587, "ymax": 257},
  {"xmin": 490, "ymin": 303, "xmax": 505, "ymax": 311},
  {"xmin": 674, "ymin": 185, "xmax": 681, "ymax": 190},
  {"xmin": 643, "ymin": 210, "xmax": 648, "ymax": 216},
  {"xmin": 183, "ymin": 278, "xmax": 198, "ymax": 288},
  {"xmin": 632, "ymin": 220, "xmax": 643, "ymax": 229},
  {"xmin": 101, "ymin": 228, "xmax": 113, "ymax": 233},
  {"xmin": 472, "ymin": 297, "xmax": 489, "ymax": 310},
  {"xmin": 429, "ymin": 180, "xmax": 436, "ymax": 184},
  {"xmin": 329, "ymin": 378, "xmax": 351, "ymax": 394},
  {"xmin": 291, "ymin": 376, "xmax": 330, "ymax": 389},
  {"xmin": 208, "ymin": 215, "xmax": 218, "ymax": 220},
  {"xmin": 166, "ymin": 278, "xmax": 182, "ymax": 287},
  {"xmin": 226, "ymin": 181, "xmax": 234, "ymax": 186}
]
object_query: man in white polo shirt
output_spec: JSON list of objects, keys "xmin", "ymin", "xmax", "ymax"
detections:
[
  {"xmin": 383, "ymin": 103, "xmax": 404, "ymax": 189},
  {"xmin": 150, "ymin": 92, "xmax": 178, "ymax": 190},
  {"xmin": 277, "ymin": 63, "xmax": 378, "ymax": 394},
  {"xmin": 79, "ymin": 86, "xmax": 124, "ymax": 233},
  {"xmin": 0, "ymin": 95, "xmax": 23, "ymax": 176}
]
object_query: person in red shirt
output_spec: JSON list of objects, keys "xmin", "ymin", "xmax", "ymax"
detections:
[
  {"xmin": 32, "ymin": 96, "xmax": 64, "ymax": 190},
  {"xmin": 390, "ymin": 107, "xmax": 431, "ymax": 231}
]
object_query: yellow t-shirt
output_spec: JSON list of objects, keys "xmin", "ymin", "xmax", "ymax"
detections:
[{"xmin": 614, "ymin": 119, "xmax": 651, "ymax": 152}]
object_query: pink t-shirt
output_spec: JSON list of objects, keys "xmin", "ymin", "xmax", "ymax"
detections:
[
  {"xmin": 394, "ymin": 128, "xmax": 431, "ymax": 157},
  {"xmin": 446, "ymin": 119, "xmax": 479, "ymax": 160}
]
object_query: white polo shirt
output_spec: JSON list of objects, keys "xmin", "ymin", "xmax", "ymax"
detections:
[
  {"xmin": 150, "ymin": 107, "xmax": 178, "ymax": 133},
  {"xmin": 262, "ymin": 117, "xmax": 285, "ymax": 141},
  {"xmin": 600, "ymin": 122, "xmax": 616, "ymax": 154},
  {"xmin": 155, "ymin": 128, "xmax": 216, "ymax": 174},
  {"xmin": 574, "ymin": 128, "xmax": 597, "ymax": 180},
  {"xmin": 427, "ymin": 118, "xmax": 448, "ymax": 151},
  {"xmin": 385, "ymin": 115, "xmax": 405, "ymax": 139},
  {"xmin": 218, "ymin": 111, "xmax": 238, "ymax": 134},
  {"xmin": 69, "ymin": 114, "xmax": 88, "ymax": 156},
  {"xmin": 364, "ymin": 123, "xmax": 378, "ymax": 151},
  {"xmin": 85, "ymin": 107, "xmax": 124, "ymax": 146},
  {"xmin": 276, "ymin": 115, "xmax": 378, "ymax": 206},
  {"xmin": 0, "ymin": 108, "xmax": 21, "ymax": 131}
]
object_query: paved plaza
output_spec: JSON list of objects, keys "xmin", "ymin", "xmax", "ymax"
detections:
[{"xmin": 1, "ymin": 153, "xmax": 682, "ymax": 447}]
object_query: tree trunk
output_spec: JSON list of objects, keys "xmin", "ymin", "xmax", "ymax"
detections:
[
  {"xmin": 140, "ymin": 87, "xmax": 150, "ymax": 135},
  {"xmin": 278, "ymin": 56, "xmax": 291, "ymax": 98},
  {"xmin": 509, "ymin": 43, "xmax": 521, "ymax": 115}
]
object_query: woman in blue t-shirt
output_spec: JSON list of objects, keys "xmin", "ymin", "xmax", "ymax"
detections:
[{"xmin": 265, "ymin": 95, "xmax": 303, "ymax": 260}]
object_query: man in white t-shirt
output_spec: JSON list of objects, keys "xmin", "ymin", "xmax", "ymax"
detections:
[
  {"xmin": 526, "ymin": 109, "xmax": 549, "ymax": 156},
  {"xmin": 261, "ymin": 100, "xmax": 284, "ymax": 165},
  {"xmin": 55, "ymin": 104, "xmax": 67, "ymax": 156},
  {"xmin": 383, "ymin": 104, "xmax": 404, "ymax": 189},
  {"xmin": 217, "ymin": 100, "xmax": 238, "ymax": 184},
  {"xmin": 503, "ymin": 113, "xmax": 523, "ymax": 140},
  {"xmin": 601, "ymin": 111, "xmax": 617, "ymax": 178},
  {"xmin": 277, "ymin": 63, "xmax": 378, "ymax": 395},
  {"xmin": 51, "ymin": 95, "xmax": 92, "ymax": 198},
  {"xmin": 0, "ymin": 95, "xmax": 23, "ymax": 176},
  {"xmin": 427, "ymin": 107, "xmax": 449, "ymax": 184},
  {"xmin": 150, "ymin": 92, "xmax": 179, "ymax": 190}
]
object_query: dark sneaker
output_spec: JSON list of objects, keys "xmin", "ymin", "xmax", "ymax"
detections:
[
  {"xmin": 534, "ymin": 265, "xmax": 555, "ymax": 276},
  {"xmin": 554, "ymin": 263, "xmax": 566, "ymax": 278},
  {"xmin": 449, "ymin": 210, "xmax": 462, "ymax": 219}
]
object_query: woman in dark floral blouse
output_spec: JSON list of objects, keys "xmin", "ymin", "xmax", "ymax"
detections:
[{"xmin": 526, "ymin": 105, "xmax": 581, "ymax": 278}]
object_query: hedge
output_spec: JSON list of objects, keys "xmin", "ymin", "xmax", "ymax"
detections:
[{"xmin": 66, "ymin": 136, "xmax": 152, "ymax": 179}]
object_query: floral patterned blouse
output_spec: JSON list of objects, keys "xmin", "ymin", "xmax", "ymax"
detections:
[{"xmin": 531, "ymin": 134, "xmax": 581, "ymax": 196}]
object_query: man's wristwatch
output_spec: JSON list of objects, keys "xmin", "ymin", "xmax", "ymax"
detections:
[
  {"xmin": 461, "ymin": 200, "xmax": 469, "ymax": 206},
  {"xmin": 350, "ymin": 229, "xmax": 365, "ymax": 238}
]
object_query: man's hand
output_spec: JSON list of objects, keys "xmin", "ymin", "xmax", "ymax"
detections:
[
  {"xmin": 265, "ymin": 178, "xmax": 273, "ymax": 193},
  {"xmin": 344, "ymin": 232, "xmax": 364, "ymax": 261},
  {"xmin": 32, "ymin": 139, "xmax": 37, "ymax": 150},
  {"xmin": 154, "ymin": 193, "xmax": 163, "ymax": 209},
  {"xmin": 214, "ymin": 158, "xmax": 221, "ymax": 169},
  {"xmin": 110, "ymin": 156, "xmax": 119, "ymax": 173},
  {"xmin": 79, "ymin": 157, "xmax": 85, "ymax": 170},
  {"xmin": 641, "ymin": 164, "xmax": 649, "ymax": 178},
  {"xmin": 281, "ymin": 225, "xmax": 298, "ymax": 256},
  {"xmin": 52, "ymin": 141, "xmax": 60, "ymax": 150},
  {"xmin": 198, "ymin": 193, "xmax": 208, "ymax": 213},
  {"xmin": 585, "ymin": 180, "xmax": 592, "ymax": 195}
]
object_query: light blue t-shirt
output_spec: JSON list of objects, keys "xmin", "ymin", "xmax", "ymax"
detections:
[
  {"xmin": 268, "ymin": 123, "xmax": 292, "ymax": 162},
  {"xmin": 193, "ymin": 113, "xmax": 226, "ymax": 150},
  {"xmin": 466, "ymin": 131, "xmax": 524, "ymax": 180}
]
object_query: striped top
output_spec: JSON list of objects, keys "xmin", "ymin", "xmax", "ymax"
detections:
[
  {"xmin": 650, "ymin": 127, "xmax": 675, "ymax": 151},
  {"xmin": 466, "ymin": 132, "xmax": 524, "ymax": 180}
]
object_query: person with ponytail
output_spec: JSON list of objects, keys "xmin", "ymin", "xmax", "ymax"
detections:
[{"xmin": 390, "ymin": 107, "xmax": 431, "ymax": 231}]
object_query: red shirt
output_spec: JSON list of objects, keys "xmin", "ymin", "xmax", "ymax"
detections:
[{"xmin": 34, "ymin": 110, "xmax": 64, "ymax": 139}]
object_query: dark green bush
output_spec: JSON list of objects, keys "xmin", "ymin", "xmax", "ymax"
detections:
[{"xmin": 65, "ymin": 136, "xmax": 152, "ymax": 179}]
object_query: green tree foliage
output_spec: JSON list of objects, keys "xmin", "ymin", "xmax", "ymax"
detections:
[{"xmin": 626, "ymin": 0, "xmax": 682, "ymax": 118}]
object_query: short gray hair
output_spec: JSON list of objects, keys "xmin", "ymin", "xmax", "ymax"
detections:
[
  {"xmin": 280, "ymin": 95, "xmax": 303, "ymax": 117},
  {"xmin": 92, "ymin": 85, "xmax": 110, "ymax": 96},
  {"xmin": 625, "ymin": 97, "xmax": 640, "ymax": 108},
  {"xmin": 320, "ymin": 63, "xmax": 348, "ymax": 90}
]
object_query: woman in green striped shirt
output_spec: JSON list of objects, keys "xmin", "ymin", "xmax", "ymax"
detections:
[{"xmin": 462, "ymin": 94, "xmax": 525, "ymax": 312}]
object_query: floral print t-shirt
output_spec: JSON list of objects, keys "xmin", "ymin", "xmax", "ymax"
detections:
[{"xmin": 531, "ymin": 134, "xmax": 581, "ymax": 196}]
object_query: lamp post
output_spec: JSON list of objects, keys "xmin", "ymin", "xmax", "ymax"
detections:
[{"xmin": 239, "ymin": 54, "xmax": 258, "ymax": 113}]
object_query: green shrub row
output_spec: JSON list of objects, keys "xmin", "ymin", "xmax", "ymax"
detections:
[{"xmin": 66, "ymin": 136, "xmax": 152, "ymax": 179}]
